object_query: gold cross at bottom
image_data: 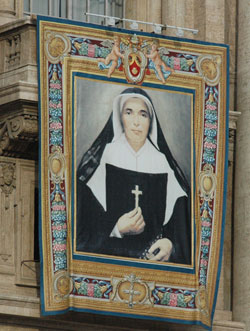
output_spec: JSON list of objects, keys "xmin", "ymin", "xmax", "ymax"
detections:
[{"xmin": 123, "ymin": 274, "xmax": 141, "ymax": 308}]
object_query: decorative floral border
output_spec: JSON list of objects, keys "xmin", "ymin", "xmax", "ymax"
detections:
[
  {"xmin": 39, "ymin": 17, "xmax": 229, "ymax": 329},
  {"xmin": 47, "ymin": 33, "xmax": 220, "ymax": 289}
]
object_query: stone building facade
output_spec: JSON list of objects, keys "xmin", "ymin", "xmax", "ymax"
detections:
[{"xmin": 0, "ymin": 0, "xmax": 248, "ymax": 330}]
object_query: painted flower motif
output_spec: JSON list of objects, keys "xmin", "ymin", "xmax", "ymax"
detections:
[
  {"xmin": 203, "ymin": 153, "xmax": 215, "ymax": 164},
  {"xmin": 201, "ymin": 245, "xmax": 209, "ymax": 254},
  {"xmin": 200, "ymin": 268, "xmax": 206, "ymax": 277},
  {"xmin": 50, "ymin": 82, "xmax": 61, "ymax": 89},
  {"xmin": 169, "ymin": 293, "xmax": 178, "ymax": 307},
  {"xmin": 53, "ymin": 243, "xmax": 67, "ymax": 251},
  {"xmin": 205, "ymin": 104, "xmax": 217, "ymax": 111},
  {"xmin": 78, "ymin": 282, "xmax": 88, "ymax": 295},
  {"xmin": 94, "ymin": 45, "xmax": 110, "ymax": 58},
  {"xmin": 154, "ymin": 288, "xmax": 197, "ymax": 308},
  {"xmin": 74, "ymin": 279, "xmax": 111, "ymax": 298},
  {"xmin": 204, "ymin": 149, "xmax": 215, "ymax": 157},
  {"xmin": 205, "ymin": 122, "xmax": 217, "ymax": 129},
  {"xmin": 52, "ymin": 225, "xmax": 61, "ymax": 230},
  {"xmin": 180, "ymin": 58, "xmax": 191, "ymax": 71},
  {"xmin": 50, "ymin": 132, "xmax": 63, "ymax": 146},
  {"xmin": 88, "ymin": 44, "xmax": 96, "ymax": 58},
  {"xmin": 177, "ymin": 294, "xmax": 187, "ymax": 308},
  {"xmin": 201, "ymin": 221, "xmax": 211, "ymax": 227},
  {"xmin": 52, "ymin": 205, "xmax": 66, "ymax": 211},
  {"xmin": 54, "ymin": 254, "xmax": 67, "ymax": 271},
  {"xmin": 50, "ymin": 122, "xmax": 63, "ymax": 130},
  {"xmin": 49, "ymin": 101, "xmax": 58, "ymax": 109},
  {"xmin": 87, "ymin": 283, "xmax": 95, "ymax": 297},
  {"xmin": 51, "ymin": 210, "xmax": 66, "ymax": 221},
  {"xmin": 204, "ymin": 136, "xmax": 217, "ymax": 144},
  {"xmin": 53, "ymin": 230, "xmax": 67, "ymax": 239},
  {"xmin": 204, "ymin": 141, "xmax": 217, "ymax": 149},
  {"xmin": 205, "ymin": 111, "xmax": 218, "ymax": 121},
  {"xmin": 201, "ymin": 252, "xmax": 208, "ymax": 260},
  {"xmin": 94, "ymin": 285, "xmax": 103, "ymax": 298},
  {"xmin": 201, "ymin": 259, "xmax": 208, "ymax": 267},
  {"xmin": 49, "ymin": 90, "xmax": 62, "ymax": 100},
  {"xmin": 56, "ymin": 101, "xmax": 62, "ymax": 108},
  {"xmin": 199, "ymin": 276, "xmax": 206, "ymax": 286},
  {"xmin": 160, "ymin": 292, "xmax": 169, "ymax": 305},
  {"xmin": 52, "ymin": 219, "xmax": 66, "ymax": 227},
  {"xmin": 204, "ymin": 128, "xmax": 217, "ymax": 137},
  {"xmin": 173, "ymin": 57, "xmax": 181, "ymax": 70},
  {"xmin": 53, "ymin": 238, "xmax": 66, "ymax": 245},
  {"xmin": 52, "ymin": 223, "xmax": 67, "ymax": 230},
  {"xmin": 49, "ymin": 108, "xmax": 62, "ymax": 117},
  {"xmin": 201, "ymin": 227, "xmax": 211, "ymax": 238}
]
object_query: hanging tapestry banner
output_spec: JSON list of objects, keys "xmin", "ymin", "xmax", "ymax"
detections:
[{"xmin": 37, "ymin": 15, "xmax": 229, "ymax": 330}]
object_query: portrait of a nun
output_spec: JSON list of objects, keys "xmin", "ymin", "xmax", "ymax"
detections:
[{"xmin": 76, "ymin": 87, "xmax": 191, "ymax": 265}]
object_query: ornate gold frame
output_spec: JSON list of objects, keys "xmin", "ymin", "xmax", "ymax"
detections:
[{"xmin": 38, "ymin": 16, "xmax": 229, "ymax": 329}]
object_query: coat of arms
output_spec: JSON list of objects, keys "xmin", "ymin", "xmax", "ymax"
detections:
[
  {"xmin": 122, "ymin": 34, "xmax": 147, "ymax": 84},
  {"xmin": 97, "ymin": 34, "xmax": 174, "ymax": 84}
]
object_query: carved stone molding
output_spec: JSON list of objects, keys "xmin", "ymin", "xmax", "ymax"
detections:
[
  {"xmin": 229, "ymin": 110, "xmax": 241, "ymax": 130},
  {"xmin": 5, "ymin": 34, "xmax": 21, "ymax": 69},
  {"xmin": 0, "ymin": 111, "xmax": 38, "ymax": 160},
  {"xmin": 229, "ymin": 111, "xmax": 241, "ymax": 145},
  {"xmin": 0, "ymin": 161, "xmax": 16, "ymax": 196},
  {"xmin": 14, "ymin": 158, "xmax": 39, "ymax": 287},
  {"xmin": 0, "ymin": 160, "xmax": 16, "ymax": 210}
]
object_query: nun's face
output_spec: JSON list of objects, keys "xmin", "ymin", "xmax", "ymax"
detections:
[{"xmin": 121, "ymin": 97, "xmax": 150, "ymax": 152}]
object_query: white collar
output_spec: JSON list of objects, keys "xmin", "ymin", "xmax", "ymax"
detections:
[{"xmin": 121, "ymin": 133, "xmax": 147, "ymax": 158}]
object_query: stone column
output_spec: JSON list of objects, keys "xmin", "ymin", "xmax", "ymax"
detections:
[
  {"xmin": 162, "ymin": 0, "xmax": 196, "ymax": 39},
  {"xmin": 125, "ymin": 0, "xmax": 161, "ymax": 32},
  {"xmin": 0, "ymin": 0, "xmax": 23, "ymax": 25},
  {"xmin": 233, "ymin": 0, "xmax": 250, "ymax": 329}
]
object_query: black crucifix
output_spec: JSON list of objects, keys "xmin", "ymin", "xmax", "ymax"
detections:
[{"xmin": 131, "ymin": 185, "xmax": 142, "ymax": 209}]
